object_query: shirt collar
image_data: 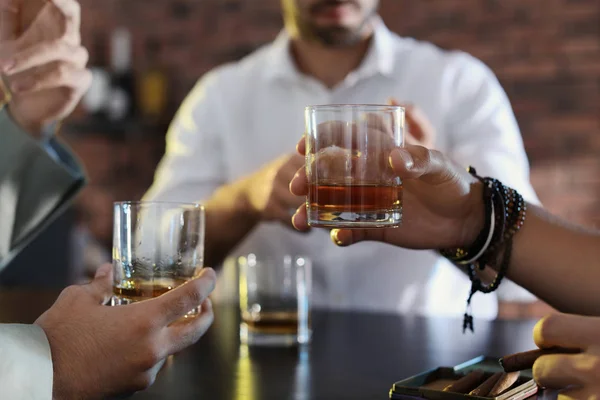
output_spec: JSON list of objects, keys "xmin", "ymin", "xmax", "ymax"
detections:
[{"xmin": 265, "ymin": 16, "xmax": 396, "ymax": 83}]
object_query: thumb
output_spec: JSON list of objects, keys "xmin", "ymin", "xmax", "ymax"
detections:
[{"xmin": 85, "ymin": 263, "xmax": 113, "ymax": 304}]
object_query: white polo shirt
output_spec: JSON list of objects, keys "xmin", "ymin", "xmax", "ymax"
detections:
[{"xmin": 145, "ymin": 18, "xmax": 539, "ymax": 319}]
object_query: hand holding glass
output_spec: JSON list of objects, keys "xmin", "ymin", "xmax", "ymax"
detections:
[{"xmin": 112, "ymin": 201, "xmax": 205, "ymax": 315}]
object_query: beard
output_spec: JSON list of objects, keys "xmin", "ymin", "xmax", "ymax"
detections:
[
  {"xmin": 307, "ymin": 23, "xmax": 369, "ymax": 47},
  {"xmin": 298, "ymin": 1, "xmax": 378, "ymax": 48}
]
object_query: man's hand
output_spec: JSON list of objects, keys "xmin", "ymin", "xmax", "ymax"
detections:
[
  {"xmin": 0, "ymin": 0, "xmax": 91, "ymax": 135},
  {"xmin": 35, "ymin": 265, "xmax": 217, "ymax": 399},
  {"xmin": 532, "ymin": 313, "xmax": 600, "ymax": 398},
  {"xmin": 290, "ymin": 137, "xmax": 485, "ymax": 250},
  {"xmin": 239, "ymin": 153, "xmax": 305, "ymax": 227}
]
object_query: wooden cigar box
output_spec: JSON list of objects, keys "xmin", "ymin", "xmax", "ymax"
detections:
[{"xmin": 389, "ymin": 356, "xmax": 540, "ymax": 400}]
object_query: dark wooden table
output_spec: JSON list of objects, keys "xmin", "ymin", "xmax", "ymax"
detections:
[{"xmin": 0, "ymin": 290, "xmax": 543, "ymax": 400}]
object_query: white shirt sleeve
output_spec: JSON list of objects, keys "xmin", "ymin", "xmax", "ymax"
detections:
[
  {"xmin": 144, "ymin": 71, "xmax": 226, "ymax": 204},
  {"xmin": 445, "ymin": 54, "xmax": 539, "ymax": 302},
  {"xmin": 0, "ymin": 324, "xmax": 53, "ymax": 399}
]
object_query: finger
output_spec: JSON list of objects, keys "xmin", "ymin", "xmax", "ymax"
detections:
[
  {"xmin": 166, "ymin": 297, "xmax": 215, "ymax": 354},
  {"xmin": 291, "ymin": 204, "xmax": 309, "ymax": 232},
  {"xmin": 389, "ymin": 146, "xmax": 461, "ymax": 186},
  {"xmin": 387, "ymin": 97, "xmax": 400, "ymax": 107},
  {"xmin": 296, "ymin": 135, "xmax": 307, "ymax": 156},
  {"xmin": 558, "ymin": 387, "xmax": 595, "ymax": 400},
  {"xmin": 49, "ymin": 0, "xmax": 80, "ymax": 36},
  {"xmin": 18, "ymin": 0, "xmax": 81, "ymax": 50},
  {"xmin": 85, "ymin": 263, "xmax": 113, "ymax": 304},
  {"xmin": 389, "ymin": 99, "xmax": 435, "ymax": 143},
  {"xmin": 280, "ymin": 153, "xmax": 305, "ymax": 178},
  {"xmin": 289, "ymin": 166, "xmax": 308, "ymax": 196},
  {"xmin": 533, "ymin": 354, "xmax": 592, "ymax": 389},
  {"xmin": 406, "ymin": 107, "xmax": 435, "ymax": 145},
  {"xmin": 4, "ymin": 40, "xmax": 88, "ymax": 75},
  {"xmin": 362, "ymin": 112, "xmax": 393, "ymax": 137},
  {"xmin": 404, "ymin": 132, "xmax": 421, "ymax": 146},
  {"xmin": 313, "ymin": 120, "xmax": 355, "ymax": 151},
  {"xmin": 10, "ymin": 62, "xmax": 90, "ymax": 93},
  {"xmin": 0, "ymin": 0, "xmax": 19, "ymax": 41},
  {"xmin": 150, "ymin": 268, "xmax": 217, "ymax": 325},
  {"xmin": 270, "ymin": 202, "xmax": 300, "ymax": 227},
  {"xmin": 330, "ymin": 228, "xmax": 386, "ymax": 247},
  {"xmin": 534, "ymin": 313, "xmax": 600, "ymax": 350}
]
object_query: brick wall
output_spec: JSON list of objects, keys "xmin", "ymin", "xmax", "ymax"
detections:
[{"xmin": 76, "ymin": 0, "xmax": 600, "ymax": 227}]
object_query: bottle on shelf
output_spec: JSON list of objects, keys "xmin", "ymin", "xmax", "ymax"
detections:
[
  {"xmin": 108, "ymin": 27, "xmax": 136, "ymax": 121},
  {"xmin": 137, "ymin": 38, "xmax": 168, "ymax": 123}
]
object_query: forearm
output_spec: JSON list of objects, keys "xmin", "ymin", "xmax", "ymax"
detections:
[
  {"xmin": 504, "ymin": 204, "xmax": 600, "ymax": 315},
  {"xmin": 204, "ymin": 180, "xmax": 260, "ymax": 267}
]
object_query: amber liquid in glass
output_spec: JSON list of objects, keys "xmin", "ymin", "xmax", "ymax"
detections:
[
  {"xmin": 309, "ymin": 183, "xmax": 402, "ymax": 212},
  {"xmin": 113, "ymin": 278, "xmax": 188, "ymax": 302},
  {"xmin": 242, "ymin": 311, "xmax": 299, "ymax": 335}
]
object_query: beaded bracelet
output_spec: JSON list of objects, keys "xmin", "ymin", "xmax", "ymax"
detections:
[{"xmin": 440, "ymin": 167, "xmax": 527, "ymax": 333}]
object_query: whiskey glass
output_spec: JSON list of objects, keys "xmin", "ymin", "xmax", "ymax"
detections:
[{"xmin": 305, "ymin": 104, "xmax": 405, "ymax": 228}]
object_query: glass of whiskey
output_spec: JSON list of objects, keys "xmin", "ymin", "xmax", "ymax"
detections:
[
  {"xmin": 305, "ymin": 104, "xmax": 405, "ymax": 228},
  {"xmin": 111, "ymin": 201, "xmax": 205, "ymax": 314},
  {"xmin": 238, "ymin": 254, "xmax": 312, "ymax": 347}
]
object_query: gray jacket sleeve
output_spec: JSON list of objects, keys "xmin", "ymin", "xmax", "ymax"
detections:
[{"xmin": 0, "ymin": 109, "xmax": 86, "ymax": 271}]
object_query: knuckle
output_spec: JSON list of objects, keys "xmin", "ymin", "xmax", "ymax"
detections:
[
  {"xmin": 57, "ymin": 62, "xmax": 71, "ymax": 79},
  {"xmin": 417, "ymin": 147, "xmax": 432, "ymax": 167},
  {"xmin": 79, "ymin": 47, "xmax": 90, "ymax": 65},
  {"xmin": 162, "ymin": 295, "xmax": 187, "ymax": 319},
  {"xmin": 186, "ymin": 284, "xmax": 205, "ymax": 307},
  {"xmin": 133, "ymin": 316, "xmax": 156, "ymax": 336},
  {"xmin": 59, "ymin": 285, "xmax": 80, "ymax": 300},
  {"xmin": 139, "ymin": 347, "xmax": 163, "ymax": 371}
]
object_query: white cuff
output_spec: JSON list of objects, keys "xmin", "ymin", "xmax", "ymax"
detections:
[{"xmin": 0, "ymin": 324, "xmax": 53, "ymax": 399}]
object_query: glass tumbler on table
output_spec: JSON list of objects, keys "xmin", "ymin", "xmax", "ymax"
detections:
[
  {"xmin": 239, "ymin": 254, "xmax": 312, "ymax": 346},
  {"xmin": 112, "ymin": 201, "xmax": 205, "ymax": 315},
  {"xmin": 305, "ymin": 104, "xmax": 405, "ymax": 228}
]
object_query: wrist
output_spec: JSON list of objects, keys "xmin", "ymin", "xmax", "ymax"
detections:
[
  {"xmin": 460, "ymin": 180, "xmax": 486, "ymax": 248},
  {"xmin": 7, "ymin": 104, "xmax": 42, "ymax": 138},
  {"xmin": 210, "ymin": 179, "xmax": 261, "ymax": 225}
]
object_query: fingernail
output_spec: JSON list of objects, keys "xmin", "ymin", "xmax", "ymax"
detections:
[
  {"xmin": 330, "ymin": 229, "xmax": 343, "ymax": 246},
  {"xmin": 389, "ymin": 149, "xmax": 414, "ymax": 171}
]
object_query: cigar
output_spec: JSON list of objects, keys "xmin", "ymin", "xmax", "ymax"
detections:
[
  {"xmin": 488, "ymin": 372, "xmax": 520, "ymax": 396},
  {"xmin": 443, "ymin": 369, "xmax": 486, "ymax": 393},
  {"xmin": 500, "ymin": 348, "xmax": 582, "ymax": 372},
  {"xmin": 469, "ymin": 372, "xmax": 502, "ymax": 397}
]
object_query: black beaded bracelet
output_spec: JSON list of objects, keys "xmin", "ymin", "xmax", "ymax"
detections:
[{"xmin": 440, "ymin": 167, "xmax": 527, "ymax": 333}]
